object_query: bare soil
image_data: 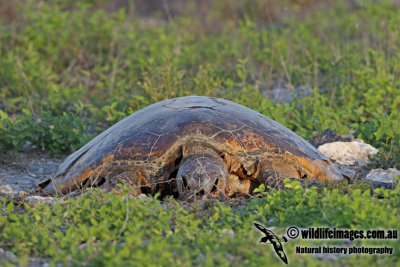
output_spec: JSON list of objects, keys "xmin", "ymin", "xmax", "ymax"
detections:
[{"xmin": 0, "ymin": 151, "xmax": 64, "ymax": 195}]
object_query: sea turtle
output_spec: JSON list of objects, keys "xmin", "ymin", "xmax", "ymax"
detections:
[{"xmin": 39, "ymin": 96, "xmax": 343, "ymax": 200}]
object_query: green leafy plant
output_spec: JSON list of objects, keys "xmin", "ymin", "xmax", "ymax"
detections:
[
  {"xmin": 0, "ymin": 183, "xmax": 399, "ymax": 266},
  {"xmin": 0, "ymin": 110, "xmax": 92, "ymax": 154},
  {"xmin": 0, "ymin": 1, "xmax": 400, "ymax": 265}
]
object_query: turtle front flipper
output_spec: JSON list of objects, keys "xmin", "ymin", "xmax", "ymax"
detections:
[{"xmin": 176, "ymin": 146, "xmax": 227, "ymax": 200}]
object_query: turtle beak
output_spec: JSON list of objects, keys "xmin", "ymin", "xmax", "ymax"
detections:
[
  {"xmin": 176, "ymin": 154, "xmax": 227, "ymax": 200},
  {"xmin": 179, "ymin": 175, "xmax": 220, "ymax": 198}
]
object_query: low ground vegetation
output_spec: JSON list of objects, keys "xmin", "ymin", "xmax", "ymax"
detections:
[{"xmin": 0, "ymin": 0, "xmax": 399, "ymax": 265}]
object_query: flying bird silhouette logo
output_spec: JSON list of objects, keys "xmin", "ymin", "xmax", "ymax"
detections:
[{"xmin": 253, "ymin": 223, "xmax": 288, "ymax": 264}]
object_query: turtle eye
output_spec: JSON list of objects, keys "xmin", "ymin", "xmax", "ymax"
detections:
[{"xmin": 181, "ymin": 176, "xmax": 190, "ymax": 190}]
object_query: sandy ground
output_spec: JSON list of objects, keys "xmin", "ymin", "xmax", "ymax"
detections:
[{"xmin": 0, "ymin": 152, "xmax": 64, "ymax": 195}]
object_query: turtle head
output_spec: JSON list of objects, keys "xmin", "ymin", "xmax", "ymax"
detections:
[{"xmin": 176, "ymin": 147, "xmax": 227, "ymax": 200}]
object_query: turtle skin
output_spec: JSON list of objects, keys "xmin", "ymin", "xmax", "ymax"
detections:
[{"xmin": 40, "ymin": 96, "xmax": 343, "ymax": 198}]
